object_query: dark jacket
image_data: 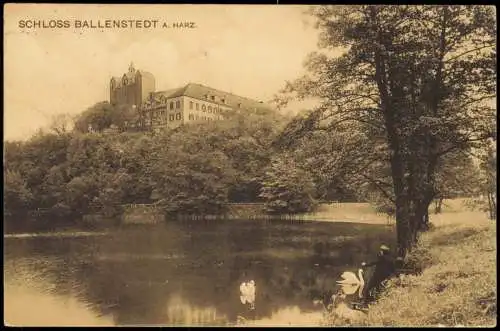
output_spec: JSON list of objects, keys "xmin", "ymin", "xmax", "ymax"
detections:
[{"xmin": 365, "ymin": 253, "xmax": 395, "ymax": 287}]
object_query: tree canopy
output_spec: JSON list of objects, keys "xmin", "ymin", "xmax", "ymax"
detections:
[
  {"xmin": 3, "ymin": 104, "xmax": 299, "ymax": 223},
  {"xmin": 275, "ymin": 5, "xmax": 496, "ymax": 257}
]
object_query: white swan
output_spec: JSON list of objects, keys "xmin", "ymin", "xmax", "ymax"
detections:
[
  {"xmin": 336, "ymin": 269, "xmax": 365, "ymax": 298},
  {"xmin": 240, "ymin": 280, "xmax": 256, "ymax": 310}
]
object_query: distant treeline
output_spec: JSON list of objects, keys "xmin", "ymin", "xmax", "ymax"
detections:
[{"xmin": 4, "ymin": 102, "xmax": 361, "ymax": 225}]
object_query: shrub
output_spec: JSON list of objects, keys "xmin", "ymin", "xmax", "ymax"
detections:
[{"xmin": 259, "ymin": 158, "xmax": 317, "ymax": 214}]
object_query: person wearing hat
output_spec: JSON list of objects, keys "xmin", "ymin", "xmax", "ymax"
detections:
[{"xmin": 361, "ymin": 244, "xmax": 396, "ymax": 302}]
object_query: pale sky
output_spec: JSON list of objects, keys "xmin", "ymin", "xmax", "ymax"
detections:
[{"xmin": 4, "ymin": 4, "xmax": 320, "ymax": 141}]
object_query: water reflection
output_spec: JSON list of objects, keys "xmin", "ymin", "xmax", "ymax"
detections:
[
  {"xmin": 4, "ymin": 219, "xmax": 395, "ymax": 326},
  {"xmin": 165, "ymin": 295, "xmax": 227, "ymax": 326},
  {"xmin": 244, "ymin": 306, "xmax": 324, "ymax": 327},
  {"xmin": 4, "ymin": 285, "xmax": 114, "ymax": 326}
]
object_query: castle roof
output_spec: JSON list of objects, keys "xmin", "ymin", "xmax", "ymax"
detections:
[
  {"xmin": 152, "ymin": 83, "xmax": 271, "ymax": 111},
  {"xmin": 111, "ymin": 65, "xmax": 155, "ymax": 88}
]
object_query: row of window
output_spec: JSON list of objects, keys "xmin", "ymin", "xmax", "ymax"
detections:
[
  {"xmin": 153, "ymin": 112, "xmax": 223, "ymax": 122},
  {"xmin": 147, "ymin": 98, "xmax": 182, "ymax": 109},
  {"xmin": 169, "ymin": 100, "xmax": 181, "ymax": 110},
  {"xmin": 203, "ymin": 94, "xmax": 225, "ymax": 104},
  {"xmin": 188, "ymin": 114, "xmax": 217, "ymax": 121},
  {"xmin": 170, "ymin": 113, "xmax": 181, "ymax": 121},
  {"xmin": 189, "ymin": 101, "xmax": 224, "ymax": 114},
  {"xmin": 149, "ymin": 98, "xmax": 240, "ymax": 113},
  {"xmin": 110, "ymin": 77, "xmax": 134, "ymax": 87},
  {"xmin": 154, "ymin": 110, "xmax": 181, "ymax": 118},
  {"xmin": 147, "ymin": 97, "xmax": 248, "ymax": 113}
]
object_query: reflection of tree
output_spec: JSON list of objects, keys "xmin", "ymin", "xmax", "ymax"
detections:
[
  {"xmin": 4, "ymin": 221, "xmax": 396, "ymax": 326},
  {"xmin": 165, "ymin": 294, "xmax": 227, "ymax": 325}
]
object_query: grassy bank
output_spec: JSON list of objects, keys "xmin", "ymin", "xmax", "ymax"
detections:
[
  {"xmin": 301, "ymin": 203, "xmax": 395, "ymax": 225},
  {"xmin": 326, "ymin": 199, "xmax": 497, "ymax": 327}
]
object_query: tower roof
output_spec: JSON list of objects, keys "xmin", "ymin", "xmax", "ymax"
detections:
[{"xmin": 111, "ymin": 64, "xmax": 155, "ymax": 87}]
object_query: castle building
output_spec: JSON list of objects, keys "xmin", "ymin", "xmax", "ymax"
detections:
[
  {"xmin": 110, "ymin": 62, "xmax": 156, "ymax": 109},
  {"xmin": 110, "ymin": 63, "xmax": 271, "ymax": 133}
]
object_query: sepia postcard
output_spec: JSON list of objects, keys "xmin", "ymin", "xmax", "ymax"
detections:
[{"xmin": 3, "ymin": 3, "xmax": 497, "ymax": 327}]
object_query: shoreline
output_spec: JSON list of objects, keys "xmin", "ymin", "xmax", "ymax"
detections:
[
  {"xmin": 3, "ymin": 216, "xmax": 393, "ymax": 238},
  {"xmin": 4, "ymin": 231, "xmax": 110, "ymax": 239},
  {"xmin": 324, "ymin": 207, "xmax": 496, "ymax": 327},
  {"xmin": 4, "ymin": 202, "xmax": 394, "ymax": 234}
]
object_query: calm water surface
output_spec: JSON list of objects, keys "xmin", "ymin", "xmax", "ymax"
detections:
[{"xmin": 4, "ymin": 219, "xmax": 395, "ymax": 326}]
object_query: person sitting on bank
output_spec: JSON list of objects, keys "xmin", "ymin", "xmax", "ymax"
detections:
[{"xmin": 361, "ymin": 244, "xmax": 396, "ymax": 302}]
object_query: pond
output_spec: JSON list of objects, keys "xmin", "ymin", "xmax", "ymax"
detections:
[{"xmin": 4, "ymin": 218, "xmax": 396, "ymax": 326}]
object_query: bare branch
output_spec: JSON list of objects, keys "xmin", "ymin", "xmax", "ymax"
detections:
[
  {"xmin": 359, "ymin": 172, "xmax": 395, "ymax": 203},
  {"xmin": 444, "ymin": 43, "xmax": 496, "ymax": 64},
  {"xmin": 458, "ymin": 95, "xmax": 496, "ymax": 109}
]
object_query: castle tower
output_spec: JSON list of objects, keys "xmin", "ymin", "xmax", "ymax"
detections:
[{"xmin": 110, "ymin": 62, "xmax": 156, "ymax": 109}]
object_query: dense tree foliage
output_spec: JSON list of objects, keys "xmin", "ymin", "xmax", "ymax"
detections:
[
  {"xmin": 259, "ymin": 155, "xmax": 318, "ymax": 214},
  {"xmin": 274, "ymin": 5, "xmax": 496, "ymax": 257},
  {"xmin": 464, "ymin": 140, "xmax": 497, "ymax": 219},
  {"xmin": 4, "ymin": 170, "xmax": 33, "ymax": 217},
  {"xmin": 74, "ymin": 102, "xmax": 137, "ymax": 133},
  {"xmin": 4, "ymin": 105, "xmax": 302, "ymax": 223},
  {"xmin": 481, "ymin": 144, "xmax": 497, "ymax": 220},
  {"xmin": 433, "ymin": 150, "xmax": 482, "ymax": 213}
]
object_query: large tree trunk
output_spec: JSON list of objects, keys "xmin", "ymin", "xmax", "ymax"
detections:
[
  {"xmin": 422, "ymin": 209, "xmax": 430, "ymax": 231},
  {"xmin": 487, "ymin": 192, "xmax": 496, "ymax": 220},
  {"xmin": 370, "ymin": 6, "xmax": 420, "ymax": 259},
  {"xmin": 386, "ymin": 129, "xmax": 412, "ymax": 258},
  {"xmin": 434, "ymin": 197, "xmax": 443, "ymax": 214},
  {"xmin": 389, "ymin": 146, "xmax": 414, "ymax": 258},
  {"xmin": 412, "ymin": 195, "xmax": 433, "ymax": 239},
  {"xmin": 395, "ymin": 198, "xmax": 412, "ymax": 258}
]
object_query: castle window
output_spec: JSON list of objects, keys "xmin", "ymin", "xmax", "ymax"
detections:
[
  {"xmin": 221, "ymin": 98, "xmax": 225, "ymax": 104},
  {"xmin": 189, "ymin": 101, "xmax": 193, "ymax": 109},
  {"xmin": 202, "ymin": 105, "xmax": 206, "ymax": 112},
  {"xmin": 208, "ymin": 106, "xmax": 212, "ymax": 113},
  {"xmin": 176, "ymin": 113, "xmax": 181, "ymax": 120},
  {"xmin": 238, "ymin": 103, "xmax": 242, "ymax": 108},
  {"xmin": 189, "ymin": 114, "xmax": 194, "ymax": 121},
  {"xmin": 211, "ymin": 95, "xmax": 215, "ymax": 101},
  {"xmin": 170, "ymin": 102, "xmax": 174, "ymax": 110},
  {"xmin": 176, "ymin": 100, "xmax": 181, "ymax": 109},
  {"xmin": 169, "ymin": 114, "xmax": 174, "ymax": 121},
  {"xmin": 196, "ymin": 103, "xmax": 199, "ymax": 110}
]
